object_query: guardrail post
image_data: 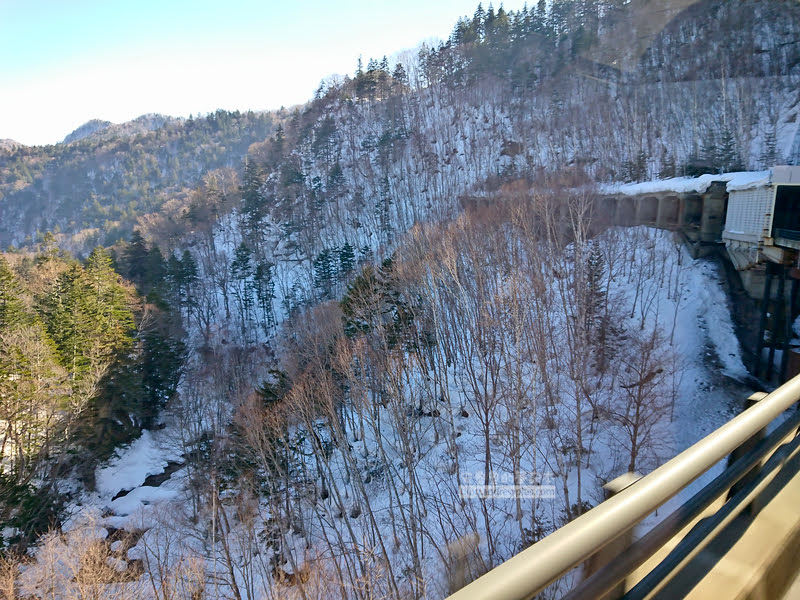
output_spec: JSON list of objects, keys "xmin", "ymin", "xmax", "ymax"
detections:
[
  {"xmin": 725, "ymin": 392, "xmax": 768, "ymax": 504},
  {"xmin": 581, "ymin": 472, "xmax": 641, "ymax": 600},
  {"xmin": 446, "ymin": 532, "xmax": 483, "ymax": 595}
]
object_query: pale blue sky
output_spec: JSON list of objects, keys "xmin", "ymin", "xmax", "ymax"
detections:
[{"xmin": 0, "ymin": 0, "xmax": 515, "ymax": 146}]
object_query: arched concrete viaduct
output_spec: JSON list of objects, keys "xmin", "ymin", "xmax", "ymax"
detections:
[{"xmin": 598, "ymin": 181, "xmax": 728, "ymax": 256}]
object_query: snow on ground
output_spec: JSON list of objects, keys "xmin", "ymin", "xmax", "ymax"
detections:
[
  {"xmin": 107, "ymin": 480, "xmax": 184, "ymax": 520},
  {"xmin": 583, "ymin": 230, "xmax": 748, "ymax": 523},
  {"xmin": 663, "ymin": 258, "xmax": 746, "ymax": 450},
  {"xmin": 67, "ymin": 227, "xmax": 756, "ymax": 599},
  {"xmin": 598, "ymin": 227, "xmax": 747, "ymax": 454},
  {"xmin": 93, "ymin": 429, "xmax": 184, "ymax": 505},
  {"xmin": 67, "ymin": 428, "xmax": 190, "ymax": 536},
  {"xmin": 606, "ymin": 229, "xmax": 754, "ymax": 536}
]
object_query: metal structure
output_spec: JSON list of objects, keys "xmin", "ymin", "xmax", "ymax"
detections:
[
  {"xmin": 447, "ymin": 374, "xmax": 800, "ymax": 600},
  {"xmin": 723, "ymin": 165, "xmax": 800, "ymax": 269}
]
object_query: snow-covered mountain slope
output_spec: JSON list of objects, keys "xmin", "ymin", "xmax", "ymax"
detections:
[
  {"xmin": 13, "ymin": 1, "xmax": 800, "ymax": 595},
  {"xmin": 41, "ymin": 224, "xmax": 753, "ymax": 600}
]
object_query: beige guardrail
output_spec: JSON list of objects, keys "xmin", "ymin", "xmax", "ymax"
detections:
[{"xmin": 447, "ymin": 374, "xmax": 800, "ymax": 600}]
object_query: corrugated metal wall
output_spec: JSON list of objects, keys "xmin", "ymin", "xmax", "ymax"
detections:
[{"xmin": 723, "ymin": 187, "xmax": 774, "ymax": 243}]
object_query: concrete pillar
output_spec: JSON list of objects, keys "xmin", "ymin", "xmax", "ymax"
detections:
[{"xmin": 700, "ymin": 182, "xmax": 728, "ymax": 242}]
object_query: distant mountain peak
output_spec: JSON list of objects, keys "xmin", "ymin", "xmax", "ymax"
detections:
[
  {"xmin": 62, "ymin": 119, "xmax": 112, "ymax": 144},
  {"xmin": 0, "ymin": 139, "xmax": 23, "ymax": 152},
  {"xmin": 61, "ymin": 114, "xmax": 175, "ymax": 145}
]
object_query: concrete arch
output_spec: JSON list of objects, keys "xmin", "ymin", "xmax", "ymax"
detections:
[
  {"xmin": 639, "ymin": 196, "xmax": 659, "ymax": 225},
  {"xmin": 596, "ymin": 197, "xmax": 618, "ymax": 229},
  {"xmin": 659, "ymin": 195, "xmax": 681, "ymax": 228},
  {"xmin": 683, "ymin": 194, "xmax": 703, "ymax": 229},
  {"xmin": 618, "ymin": 197, "xmax": 636, "ymax": 226}
]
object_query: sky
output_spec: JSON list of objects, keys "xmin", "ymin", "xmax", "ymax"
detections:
[{"xmin": 0, "ymin": 0, "xmax": 513, "ymax": 147}]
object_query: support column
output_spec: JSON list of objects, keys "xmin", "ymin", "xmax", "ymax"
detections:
[
  {"xmin": 755, "ymin": 268, "xmax": 774, "ymax": 379},
  {"xmin": 781, "ymin": 266, "xmax": 793, "ymax": 382},
  {"xmin": 784, "ymin": 270, "xmax": 800, "ymax": 381},
  {"xmin": 768, "ymin": 265, "xmax": 786, "ymax": 380},
  {"xmin": 655, "ymin": 197, "xmax": 663, "ymax": 228}
]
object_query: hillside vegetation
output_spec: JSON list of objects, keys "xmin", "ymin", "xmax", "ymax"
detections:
[
  {"xmin": 2, "ymin": 0, "xmax": 799, "ymax": 258},
  {"xmin": 0, "ymin": 0, "xmax": 796, "ymax": 598},
  {"xmin": 0, "ymin": 111, "xmax": 275, "ymax": 250}
]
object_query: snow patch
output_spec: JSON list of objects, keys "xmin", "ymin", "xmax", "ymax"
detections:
[
  {"xmin": 686, "ymin": 261, "xmax": 748, "ymax": 379},
  {"xmin": 109, "ymin": 483, "xmax": 181, "ymax": 517},
  {"xmin": 600, "ymin": 170, "xmax": 771, "ymax": 196},
  {"xmin": 95, "ymin": 430, "xmax": 183, "ymax": 499}
]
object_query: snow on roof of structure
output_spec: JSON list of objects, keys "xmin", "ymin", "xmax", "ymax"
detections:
[
  {"xmin": 724, "ymin": 170, "xmax": 772, "ymax": 191},
  {"xmin": 601, "ymin": 170, "xmax": 771, "ymax": 196}
]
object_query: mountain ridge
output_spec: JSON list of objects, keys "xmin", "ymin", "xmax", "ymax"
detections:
[{"xmin": 2, "ymin": 0, "xmax": 799, "ymax": 254}]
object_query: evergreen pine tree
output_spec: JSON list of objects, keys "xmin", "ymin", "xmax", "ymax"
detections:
[
  {"xmin": 231, "ymin": 242, "xmax": 255, "ymax": 338},
  {"xmin": 717, "ymin": 126, "xmax": 742, "ymax": 173},
  {"xmin": 377, "ymin": 176, "xmax": 394, "ymax": 245},
  {"xmin": 143, "ymin": 245, "xmax": 167, "ymax": 296},
  {"xmin": 761, "ymin": 123, "xmax": 778, "ymax": 168},
  {"xmin": 124, "ymin": 230, "xmax": 148, "ymax": 285},
  {"xmin": 313, "ymin": 117, "xmax": 337, "ymax": 165},
  {"xmin": 339, "ymin": 242, "xmax": 356, "ymax": 279},
  {"xmin": 137, "ymin": 325, "xmax": 185, "ymax": 429},
  {"xmin": 472, "ymin": 3, "xmax": 487, "ymax": 41},
  {"xmin": 659, "ymin": 152, "xmax": 677, "ymax": 179},
  {"xmin": 313, "ymin": 249, "xmax": 337, "ymax": 300},
  {"xmin": 271, "ymin": 124, "xmax": 285, "ymax": 164},
  {"xmin": 241, "ymin": 158, "xmax": 266, "ymax": 228},
  {"xmin": 43, "ymin": 264, "xmax": 98, "ymax": 393},
  {"xmin": 41, "ymin": 252, "xmax": 135, "ymax": 419},
  {"xmin": 585, "ymin": 240, "xmax": 606, "ymax": 338},
  {"xmin": 392, "ymin": 62, "xmax": 408, "ymax": 87},
  {"xmin": 0, "ymin": 257, "xmax": 25, "ymax": 329},
  {"xmin": 254, "ymin": 261, "xmax": 275, "ymax": 334},
  {"xmin": 328, "ymin": 161, "xmax": 346, "ymax": 200},
  {"xmin": 168, "ymin": 250, "xmax": 199, "ymax": 323},
  {"xmin": 85, "ymin": 247, "xmax": 135, "ymax": 352}
]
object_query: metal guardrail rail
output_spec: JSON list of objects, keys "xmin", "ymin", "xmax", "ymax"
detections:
[
  {"xmin": 447, "ymin": 374, "xmax": 800, "ymax": 600},
  {"xmin": 569, "ymin": 405, "xmax": 800, "ymax": 600}
]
